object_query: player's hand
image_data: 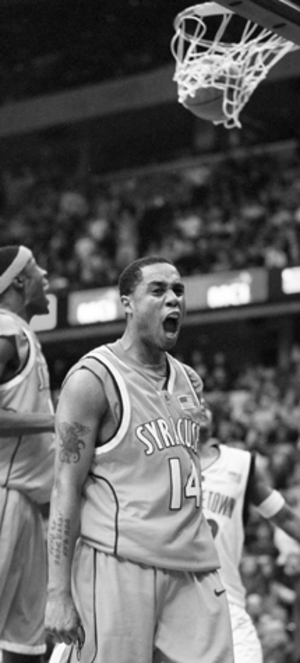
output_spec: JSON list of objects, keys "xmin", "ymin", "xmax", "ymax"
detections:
[{"xmin": 45, "ymin": 594, "xmax": 84, "ymax": 646}]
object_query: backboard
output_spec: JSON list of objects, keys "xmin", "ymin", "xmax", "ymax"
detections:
[{"xmin": 215, "ymin": 0, "xmax": 300, "ymax": 45}]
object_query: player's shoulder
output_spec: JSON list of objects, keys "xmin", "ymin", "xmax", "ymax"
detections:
[
  {"xmin": 177, "ymin": 359, "xmax": 204, "ymax": 392},
  {"xmin": 0, "ymin": 309, "xmax": 21, "ymax": 337},
  {"xmin": 60, "ymin": 359, "xmax": 107, "ymax": 413},
  {"xmin": 63, "ymin": 344, "xmax": 112, "ymax": 388}
]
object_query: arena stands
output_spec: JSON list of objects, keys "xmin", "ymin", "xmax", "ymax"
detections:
[{"xmin": 1, "ymin": 141, "xmax": 300, "ymax": 291}]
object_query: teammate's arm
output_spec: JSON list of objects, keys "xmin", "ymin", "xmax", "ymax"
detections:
[
  {"xmin": 0, "ymin": 408, "xmax": 54, "ymax": 435},
  {"xmin": 0, "ymin": 335, "xmax": 54, "ymax": 435},
  {"xmin": 0, "ymin": 336, "xmax": 15, "ymax": 378},
  {"xmin": 269, "ymin": 501, "xmax": 300, "ymax": 542},
  {"xmin": 45, "ymin": 368, "xmax": 109, "ymax": 644},
  {"xmin": 251, "ymin": 462, "xmax": 300, "ymax": 543}
]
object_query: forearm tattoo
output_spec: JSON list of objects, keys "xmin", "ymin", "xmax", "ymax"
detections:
[
  {"xmin": 49, "ymin": 511, "xmax": 71, "ymax": 565},
  {"xmin": 58, "ymin": 421, "xmax": 90, "ymax": 463}
]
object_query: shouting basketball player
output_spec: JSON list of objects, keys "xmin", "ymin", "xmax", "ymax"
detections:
[{"xmin": 45, "ymin": 256, "xmax": 234, "ymax": 663}]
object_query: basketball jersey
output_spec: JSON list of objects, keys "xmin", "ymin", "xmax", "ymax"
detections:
[
  {"xmin": 0, "ymin": 309, "xmax": 54, "ymax": 504},
  {"xmin": 201, "ymin": 444, "xmax": 252, "ymax": 607},
  {"xmin": 67, "ymin": 341, "xmax": 219, "ymax": 572}
]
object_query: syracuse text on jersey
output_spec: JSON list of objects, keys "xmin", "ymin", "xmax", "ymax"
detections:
[{"xmin": 135, "ymin": 412, "xmax": 200, "ymax": 456}]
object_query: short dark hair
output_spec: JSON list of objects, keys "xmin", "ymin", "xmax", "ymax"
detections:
[{"xmin": 118, "ymin": 256, "xmax": 174, "ymax": 297}]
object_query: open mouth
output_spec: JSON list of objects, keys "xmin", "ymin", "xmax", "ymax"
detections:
[{"xmin": 163, "ymin": 316, "xmax": 179, "ymax": 335}]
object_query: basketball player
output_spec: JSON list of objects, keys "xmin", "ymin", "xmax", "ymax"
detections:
[
  {"xmin": 0, "ymin": 246, "xmax": 55, "ymax": 663},
  {"xmin": 199, "ymin": 401, "xmax": 300, "ymax": 663},
  {"xmin": 45, "ymin": 256, "xmax": 234, "ymax": 663}
]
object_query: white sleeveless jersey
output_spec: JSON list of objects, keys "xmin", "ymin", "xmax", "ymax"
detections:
[
  {"xmin": 0, "ymin": 309, "xmax": 54, "ymax": 504},
  {"xmin": 67, "ymin": 341, "xmax": 220, "ymax": 572},
  {"xmin": 201, "ymin": 444, "xmax": 253, "ymax": 607}
]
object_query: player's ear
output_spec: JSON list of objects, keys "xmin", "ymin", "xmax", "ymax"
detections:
[
  {"xmin": 13, "ymin": 275, "xmax": 25, "ymax": 290},
  {"xmin": 120, "ymin": 294, "xmax": 133, "ymax": 314}
]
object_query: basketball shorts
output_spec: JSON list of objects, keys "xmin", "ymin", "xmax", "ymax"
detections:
[
  {"xmin": 0, "ymin": 487, "xmax": 47, "ymax": 654},
  {"xmin": 229, "ymin": 601, "xmax": 263, "ymax": 663},
  {"xmin": 57, "ymin": 541, "xmax": 234, "ymax": 663}
]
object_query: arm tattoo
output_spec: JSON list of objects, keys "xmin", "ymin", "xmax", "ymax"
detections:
[
  {"xmin": 49, "ymin": 512, "xmax": 71, "ymax": 566},
  {"xmin": 58, "ymin": 421, "xmax": 91, "ymax": 463}
]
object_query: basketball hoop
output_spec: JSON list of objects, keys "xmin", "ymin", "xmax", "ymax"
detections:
[{"xmin": 171, "ymin": 1, "xmax": 298, "ymax": 129}]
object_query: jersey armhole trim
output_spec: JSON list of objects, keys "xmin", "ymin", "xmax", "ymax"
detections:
[
  {"xmin": 83, "ymin": 351, "xmax": 131, "ymax": 456},
  {"xmin": 0, "ymin": 327, "xmax": 35, "ymax": 391}
]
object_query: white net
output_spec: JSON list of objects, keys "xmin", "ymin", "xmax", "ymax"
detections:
[{"xmin": 171, "ymin": 1, "xmax": 298, "ymax": 129}]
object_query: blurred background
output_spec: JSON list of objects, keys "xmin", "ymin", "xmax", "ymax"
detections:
[{"xmin": 2, "ymin": 1, "xmax": 300, "ymax": 659}]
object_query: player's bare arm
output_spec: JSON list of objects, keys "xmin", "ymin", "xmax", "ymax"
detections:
[
  {"xmin": 270, "ymin": 502, "xmax": 300, "ymax": 542},
  {"xmin": 251, "ymin": 462, "xmax": 300, "ymax": 542},
  {"xmin": 0, "ymin": 335, "xmax": 54, "ymax": 435},
  {"xmin": 0, "ymin": 336, "xmax": 17, "ymax": 380},
  {"xmin": 249, "ymin": 462, "xmax": 273, "ymax": 506},
  {"xmin": 45, "ymin": 368, "xmax": 108, "ymax": 644},
  {"xmin": 0, "ymin": 406, "xmax": 55, "ymax": 435}
]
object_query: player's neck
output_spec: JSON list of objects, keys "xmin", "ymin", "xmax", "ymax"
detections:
[
  {"xmin": 118, "ymin": 336, "xmax": 167, "ymax": 369},
  {"xmin": 0, "ymin": 300, "xmax": 30, "ymax": 324}
]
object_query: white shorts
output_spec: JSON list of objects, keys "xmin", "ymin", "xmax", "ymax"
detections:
[
  {"xmin": 0, "ymin": 488, "xmax": 47, "ymax": 654},
  {"xmin": 57, "ymin": 542, "xmax": 234, "ymax": 663},
  {"xmin": 229, "ymin": 602, "xmax": 263, "ymax": 663}
]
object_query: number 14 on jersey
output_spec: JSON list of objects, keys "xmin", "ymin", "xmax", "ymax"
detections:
[{"xmin": 169, "ymin": 457, "xmax": 201, "ymax": 510}]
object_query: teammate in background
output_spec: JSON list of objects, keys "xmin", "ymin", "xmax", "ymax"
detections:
[
  {"xmin": 45, "ymin": 256, "xmax": 234, "ymax": 663},
  {"xmin": 199, "ymin": 401, "xmax": 300, "ymax": 663},
  {"xmin": 0, "ymin": 246, "xmax": 55, "ymax": 663}
]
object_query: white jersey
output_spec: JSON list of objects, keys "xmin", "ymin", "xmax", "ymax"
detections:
[
  {"xmin": 0, "ymin": 309, "xmax": 54, "ymax": 504},
  {"xmin": 201, "ymin": 443, "xmax": 253, "ymax": 607}
]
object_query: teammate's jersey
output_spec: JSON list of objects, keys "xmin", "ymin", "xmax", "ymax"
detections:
[
  {"xmin": 67, "ymin": 341, "xmax": 219, "ymax": 572},
  {"xmin": 201, "ymin": 443, "xmax": 253, "ymax": 607},
  {"xmin": 0, "ymin": 309, "xmax": 54, "ymax": 504}
]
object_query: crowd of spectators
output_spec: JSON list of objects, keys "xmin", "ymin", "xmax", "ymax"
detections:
[{"xmin": 1, "ymin": 141, "xmax": 300, "ymax": 293}]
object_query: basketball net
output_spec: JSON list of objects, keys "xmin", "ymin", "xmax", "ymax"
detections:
[{"xmin": 171, "ymin": 1, "xmax": 298, "ymax": 129}]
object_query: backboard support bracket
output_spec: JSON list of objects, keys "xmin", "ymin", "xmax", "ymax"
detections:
[{"xmin": 215, "ymin": 0, "xmax": 300, "ymax": 45}]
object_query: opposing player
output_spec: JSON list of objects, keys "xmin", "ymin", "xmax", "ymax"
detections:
[
  {"xmin": 199, "ymin": 401, "xmax": 300, "ymax": 663},
  {"xmin": 45, "ymin": 256, "xmax": 234, "ymax": 663},
  {"xmin": 0, "ymin": 245, "xmax": 55, "ymax": 663}
]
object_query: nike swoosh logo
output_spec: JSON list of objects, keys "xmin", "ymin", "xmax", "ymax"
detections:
[{"xmin": 214, "ymin": 589, "xmax": 226, "ymax": 596}]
